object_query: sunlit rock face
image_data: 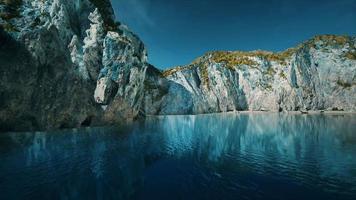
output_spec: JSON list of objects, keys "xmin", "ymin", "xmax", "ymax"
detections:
[
  {"xmin": 161, "ymin": 36, "xmax": 356, "ymax": 113},
  {"xmin": 0, "ymin": 0, "xmax": 148, "ymax": 131},
  {"xmin": 142, "ymin": 64, "xmax": 194, "ymax": 115},
  {"xmin": 94, "ymin": 29, "xmax": 147, "ymax": 121},
  {"xmin": 0, "ymin": 0, "xmax": 355, "ymax": 131}
]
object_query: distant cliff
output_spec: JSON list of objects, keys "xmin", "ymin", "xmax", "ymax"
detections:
[
  {"xmin": 0, "ymin": 0, "xmax": 355, "ymax": 131},
  {"xmin": 144, "ymin": 35, "xmax": 356, "ymax": 114}
]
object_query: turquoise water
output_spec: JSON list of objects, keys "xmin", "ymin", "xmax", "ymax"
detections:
[{"xmin": 0, "ymin": 113, "xmax": 355, "ymax": 200}]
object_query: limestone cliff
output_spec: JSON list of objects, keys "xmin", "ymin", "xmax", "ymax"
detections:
[
  {"xmin": 0, "ymin": 0, "xmax": 147, "ymax": 131},
  {"xmin": 155, "ymin": 35, "xmax": 356, "ymax": 113},
  {"xmin": 0, "ymin": 0, "xmax": 355, "ymax": 132}
]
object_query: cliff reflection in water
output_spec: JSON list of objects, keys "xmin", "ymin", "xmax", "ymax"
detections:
[
  {"xmin": 0, "ymin": 113, "xmax": 355, "ymax": 200},
  {"xmin": 155, "ymin": 114, "xmax": 355, "ymax": 177}
]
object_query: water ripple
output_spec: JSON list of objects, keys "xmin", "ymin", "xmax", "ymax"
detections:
[{"xmin": 0, "ymin": 113, "xmax": 355, "ymax": 199}]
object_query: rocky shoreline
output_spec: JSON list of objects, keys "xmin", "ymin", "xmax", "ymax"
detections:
[{"xmin": 147, "ymin": 111, "xmax": 356, "ymax": 117}]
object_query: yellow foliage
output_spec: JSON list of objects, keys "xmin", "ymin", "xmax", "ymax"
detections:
[
  {"xmin": 163, "ymin": 35, "xmax": 353, "ymax": 88},
  {"xmin": 306, "ymin": 35, "xmax": 351, "ymax": 49},
  {"xmin": 199, "ymin": 63, "xmax": 210, "ymax": 88},
  {"xmin": 162, "ymin": 65, "xmax": 194, "ymax": 77},
  {"xmin": 211, "ymin": 51, "xmax": 258, "ymax": 69},
  {"xmin": 344, "ymin": 52, "xmax": 356, "ymax": 60},
  {"xmin": 313, "ymin": 35, "xmax": 349, "ymax": 45},
  {"xmin": 279, "ymin": 71, "xmax": 287, "ymax": 79},
  {"xmin": 266, "ymin": 67, "xmax": 276, "ymax": 76},
  {"xmin": 210, "ymin": 49, "xmax": 295, "ymax": 67}
]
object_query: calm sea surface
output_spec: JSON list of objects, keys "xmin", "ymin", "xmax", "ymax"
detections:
[{"xmin": 0, "ymin": 113, "xmax": 355, "ymax": 200}]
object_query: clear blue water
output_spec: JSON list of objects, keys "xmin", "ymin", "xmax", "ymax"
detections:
[{"xmin": 0, "ymin": 113, "xmax": 356, "ymax": 200}]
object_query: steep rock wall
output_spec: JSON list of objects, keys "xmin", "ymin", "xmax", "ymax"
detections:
[
  {"xmin": 0, "ymin": 0, "xmax": 148, "ymax": 131},
  {"xmin": 158, "ymin": 36, "xmax": 356, "ymax": 113}
]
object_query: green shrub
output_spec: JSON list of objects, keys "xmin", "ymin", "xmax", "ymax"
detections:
[
  {"xmin": 343, "ymin": 52, "xmax": 356, "ymax": 60},
  {"xmin": 162, "ymin": 35, "xmax": 353, "ymax": 90},
  {"xmin": 211, "ymin": 51, "xmax": 258, "ymax": 69},
  {"xmin": 316, "ymin": 35, "xmax": 348, "ymax": 45},
  {"xmin": 199, "ymin": 63, "xmax": 210, "ymax": 88},
  {"xmin": 162, "ymin": 61, "xmax": 211, "ymax": 88},
  {"xmin": 265, "ymin": 67, "xmax": 276, "ymax": 76},
  {"xmin": 162, "ymin": 65, "xmax": 194, "ymax": 77},
  {"xmin": 279, "ymin": 71, "xmax": 287, "ymax": 79},
  {"xmin": 265, "ymin": 84, "xmax": 273, "ymax": 91},
  {"xmin": 211, "ymin": 50, "xmax": 294, "ymax": 67},
  {"xmin": 337, "ymin": 80, "xmax": 352, "ymax": 88},
  {"xmin": 308, "ymin": 35, "xmax": 351, "ymax": 48}
]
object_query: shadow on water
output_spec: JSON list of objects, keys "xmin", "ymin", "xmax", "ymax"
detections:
[{"xmin": 0, "ymin": 113, "xmax": 355, "ymax": 200}]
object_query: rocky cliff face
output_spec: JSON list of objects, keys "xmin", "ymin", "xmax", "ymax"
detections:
[
  {"xmin": 0, "ymin": 0, "xmax": 148, "ymax": 131},
  {"xmin": 142, "ymin": 64, "xmax": 193, "ymax": 115},
  {"xmin": 153, "ymin": 35, "xmax": 356, "ymax": 114},
  {"xmin": 0, "ymin": 0, "xmax": 355, "ymax": 132}
]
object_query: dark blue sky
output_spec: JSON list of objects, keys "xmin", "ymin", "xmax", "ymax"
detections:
[{"xmin": 111, "ymin": 0, "xmax": 356, "ymax": 69}]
